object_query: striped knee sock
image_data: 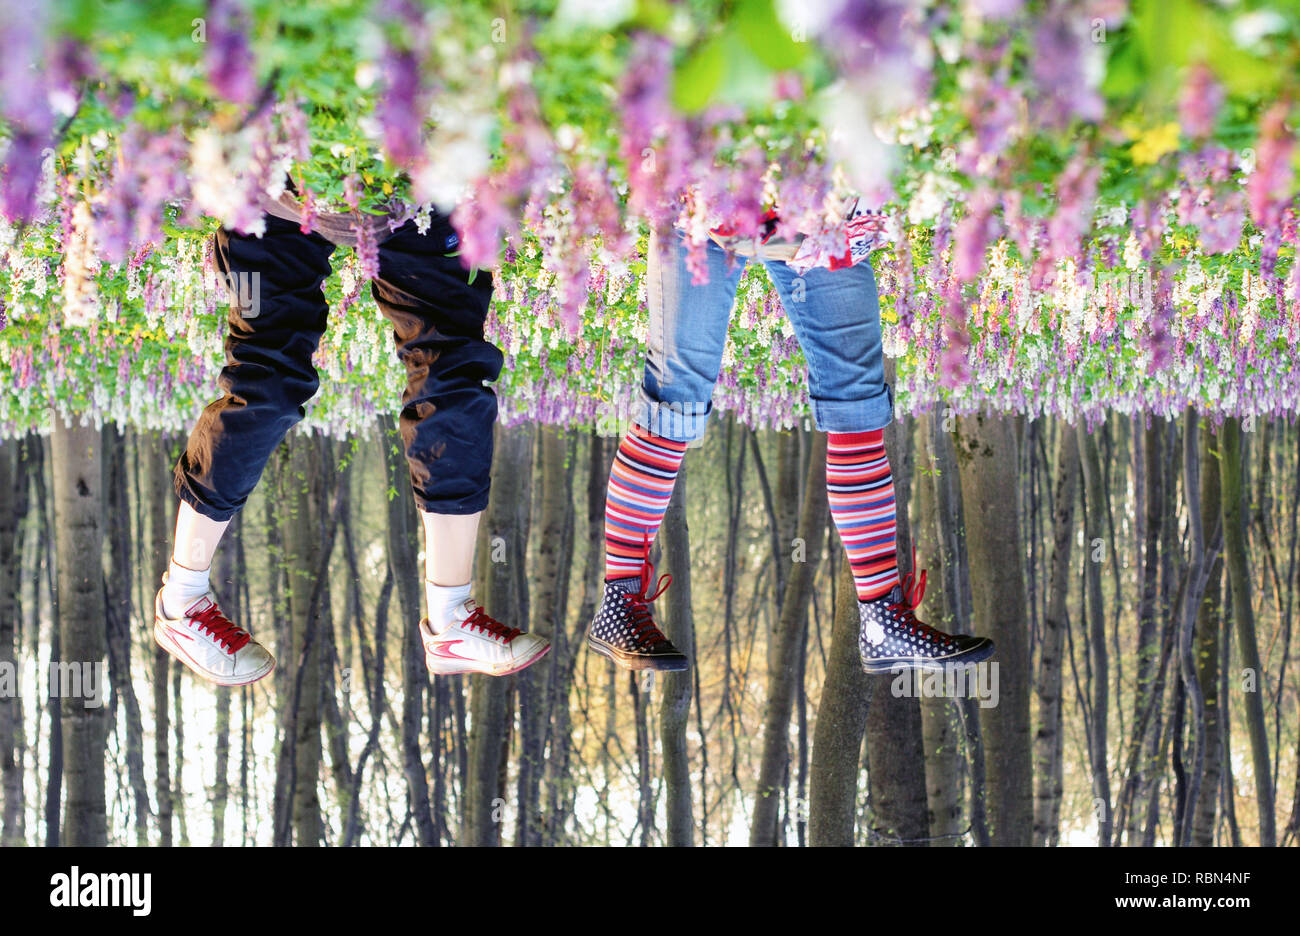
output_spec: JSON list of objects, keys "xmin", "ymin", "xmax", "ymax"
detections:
[
  {"xmin": 604, "ymin": 423, "xmax": 688, "ymax": 580},
  {"xmin": 826, "ymin": 429, "xmax": 901, "ymax": 601}
]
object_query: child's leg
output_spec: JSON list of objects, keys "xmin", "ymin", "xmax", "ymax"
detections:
[
  {"xmin": 371, "ymin": 215, "xmax": 499, "ymax": 615},
  {"xmin": 590, "ymin": 232, "xmax": 742, "ymax": 672},
  {"xmin": 825, "ymin": 429, "xmax": 901, "ymax": 600},
  {"xmin": 766, "ymin": 257, "xmax": 993, "ymax": 670},
  {"xmin": 372, "ymin": 216, "xmax": 549, "ymax": 676},
  {"xmin": 371, "ymin": 216, "xmax": 499, "ymax": 517},
  {"xmin": 421, "ymin": 509, "xmax": 480, "ymax": 633},
  {"xmin": 423, "ymin": 510, "xmax": 480, "ymax": 585},
  {"xmin": 159, "ymin": 501, "xmax": 230, "ymax": 618},
  {"xmin": 604, "ymin": 424, "xmax": 687, "ymax": 580},
  {"xmin": 166, "ymin": 216, "xmax": 335, "ymax": 617},
  {"xmin": 761, "ymin": 258, "xmax": 895, "ymax": 583},
  {"xmin": 605, "ymin": 231, "xmax": 746, "ymax": 579}
]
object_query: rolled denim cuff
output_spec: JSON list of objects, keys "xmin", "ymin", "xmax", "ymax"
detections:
[
  {"xmin": 630, "ymin": 387, "xmax": 713, "ymax": 443},
  {"xmin": 810, "ymin": 383, "xmax": 894, "ymax": 434}
]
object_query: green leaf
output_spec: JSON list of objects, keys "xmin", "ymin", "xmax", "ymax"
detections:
[
  {"xmin": 1133, "ymin": 0, "xmax": 1210, "ymax": 83},
  {"xmin": 735, "ymin": 0, "xmax": 806, "ymax": 71},
  {"xmin": 1206, "ymin": 32, "xmax": 1278, "ymax": 97},
  {"xmin": 671, "ymin": 33, "xmax": 727, "ymax": 113},
  {"xmin": 1101, "ymin": 33, "xmax": 1143, "ymax": 100},
  {"xmin": 632, "ymin": 0, "xmax": 674, "ymax": 32},
  {"xmin": 716, "ymin": 32, "xmax": 776, "ymax": 110}
]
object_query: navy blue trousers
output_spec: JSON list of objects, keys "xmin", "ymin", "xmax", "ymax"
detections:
[{"xmin": 174, "ymin": 212, "xmax": 502, "ymax": 520}]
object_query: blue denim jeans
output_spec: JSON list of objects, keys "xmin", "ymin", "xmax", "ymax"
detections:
[{"xmin": 631, "ymin": 231, "xmax": 893, "ymax": 442}]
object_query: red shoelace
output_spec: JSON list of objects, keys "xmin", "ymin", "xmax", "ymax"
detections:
[
  {"xmin": 463, "ymin": 606, "xmax": 522, "ymax": 644},
  {"xmin": 620, "ymin": 534, "xmax": 673, "ymax": 650},
  {"xmin": 191, "ymin": 603, "xmax": 252, "ymax": 654},
  {"xmin": 885, "ymin": 546, "xmax": 950, "ymax": 646}
]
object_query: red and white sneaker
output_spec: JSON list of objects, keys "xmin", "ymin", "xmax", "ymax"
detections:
[
  {"xmin": 419, "ymin": 599, "xmax": 550, "ymax": 677},
  {"xmin": 153, "ymin": 590, "xmax": 275, "ymax": 687}
]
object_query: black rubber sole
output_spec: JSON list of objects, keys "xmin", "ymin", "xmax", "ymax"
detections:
[
  {"xmin": 861, "ymin": 639, "xmax": 996, "ymax": 675},
  {"xmin": 587, "ymin": 636, "xmax": 689, "ymax": 672}
]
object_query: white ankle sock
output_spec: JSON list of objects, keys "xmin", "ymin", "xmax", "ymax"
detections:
[
  {"xmin": 162, "ymin": 559, "xmax": 211, "ymax": 619},
  {"xmin": 426, "ymin": 581, "xmax": 472, "ymax": 634}
]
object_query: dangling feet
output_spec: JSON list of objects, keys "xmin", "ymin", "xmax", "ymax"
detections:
[
  {"xmin": 588, "ymin": 556, "xmax": 688, "ymax": 672},
  {"xmin": 858, "ymin": 566, "xmax": 994, "ymax": 674},
  {"xmin": 154, "ymin": 580, "xmax": 275, "ymax": 687},
  {"xmin": 420, "ymin": 598, "xmax": 550, "ymax": 676}
]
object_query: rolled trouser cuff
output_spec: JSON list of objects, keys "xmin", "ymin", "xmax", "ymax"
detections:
[
  {"xmin": 810, "ymin": 383, "xmax": 894, "ymax": 434},
  {"xmin": 172, "ymin": 471, "xmax": 241, "ymax": 522},
  {"xmin": 412, "ymin": 492, "xmax": 492, "ymax": 515},
  {"xmin": 630, "ymin": 388, "xmax": 713, "ymax": 443}
]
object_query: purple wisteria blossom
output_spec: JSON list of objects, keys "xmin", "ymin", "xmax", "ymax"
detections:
[
  {"xmin": 0, "ymin": 0, "xmax": 53, "ymax": 223},
  {"xmin": 1247, "ymin": 102, "xmax": 1295, "ymax": 233},
  {"xmin": 94, "ymin": 125, "xmax": 190, "ymax": 263},
  {"xmin": 1176, "ymin": 147, "xmax": 1244, "ymax": 255},
  {"xmin": 1, "ymin": 131, "xmax": 49, "ymax": 224},
  {"xmin": 1247, "ymin": 103, "xmax": 1295, "ymax": 285},
  {"xmin": 1030, "ymin": 2, "xmax": 1103, "ymax": 129},
  {"xmin": 379, "ymin": 49, "xmax": 424, "ymax": 170},
  {"xmin": 1179, "ymin": 63, "xmax": 1223, "ymax": 140},
  {"xmin": 205, "ymin": 0, "xmax": 257, "ymax": 105},
  {"xmin": 1046, "ymin": 156, "xmax": 1100, "ymax": 271},
  {"xmin": 953, "ymin": 186, "xmax": 1001, "ymax": 284}
]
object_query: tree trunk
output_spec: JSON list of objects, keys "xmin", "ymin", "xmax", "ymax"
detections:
[
  {"xmin": 753, "ymin": 431, "xmax": 829, "ymax": 845},
  {"xmin": 344, "ymin": 565, "xmax": 391, "ymax": 847},
  {"xmin": 211, "ymin": 516, "xmax": 241, "ymax": 847},
  {"xmin": 378, "ymin": 415, "xmax": 437, "ymax": 847},
  {"xmin": 928, "ymin": 407, "xmax": 988, "ymax": 845},
  {"xmin": 1079, "ymin": 422, "xmax": 1113, "ymax": 845},
  {"xmin": 809, "ymin": 559, "xmax": 871, "ymax": 845},
  {"xmin": 955, "ymin": 412, "xmax": 1032, "ymax": 846},
  {"xmin": 1033, "ymin": 422, "xmax": 1078, "ymax": 846},
  {"xmin": 51, "ymin": 416, "xmax": 109, "ymax": 846},
  {"xmin": 865, "ymin": 414, "xmax": 929, "ymax": 846},
  {"xmin": 320, "ymin": 456, "xmax": 353, "ymax": 813},
  {"xmin": 1117, "ymin": 420, "xmax": 1164, "ymax": 844},
  {"xmin": 279, "ymin": 433, "xmax": 326, "ymax": 846},
  {"xmin": 0, "ymin": 439, "xmax": 29, "ymax": 845},
  {"xmin": 172, "ymin": 663, "xmax": 189, "ymax": 845},
  {"xmin": 462, "ymin": 422, "xmax": 533, "ymax": 846},
  {"xmin": 1174, "ymin": 407, "xmax": 1219, "ymax": 846},
  {"xmin": 145, "ymin": 432, "xmax": 173, "ymax": 846},
  {"xmin": 660, "ymin": 461, "xmax": 695, "ymax": 846},
  {"xmin": 751, "ymin": 428, "xmax": 802, "ymax": 667},
  {"xmin": 39, "ymin": 435, "xmax": 63, "ymax": 847},
  {"xmin": 545, "ymin": 431, "xmax": 610, "ymax": 844},
  {"xmin": 1191, "ymin": 421, "xmax": 1223, "ymax": 846},
  {"xmin": 1220, "ymin": 416, "xmax": 1276, "ymax": 845},
  {"xmin": 518, "ymin": 425, "xmax": 570, "ymax": 846},
  {"xmin": 916, "ymin": 413, "xmax": 963, "ymax": 845},
  {"xmin": 101, "ymin": 425, "xmax": 150, "ymax": 845}
]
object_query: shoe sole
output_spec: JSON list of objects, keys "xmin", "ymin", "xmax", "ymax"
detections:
[
  {"xmin": 424, "ymin": 640, "xmax": 551, "ymax": 677},
  {"xmin": 586, "ymin": 636, "xmax": 689, "ymax": 672},
  {"xmin": 861, "ymin": 639, "xmax": 996, "ymax": 675},
  {"xmin": 153, "ymin": 621, "xmax": 275, "ymax": 688}
]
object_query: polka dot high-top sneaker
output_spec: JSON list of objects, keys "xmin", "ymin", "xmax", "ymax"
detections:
[
  {"xmin": 587, "ymin": 557, "xmax": 688, "ymax": 672},
  {"xmin": 858, "ymin": 568, "xmax": 994, "ymax": 674}
]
